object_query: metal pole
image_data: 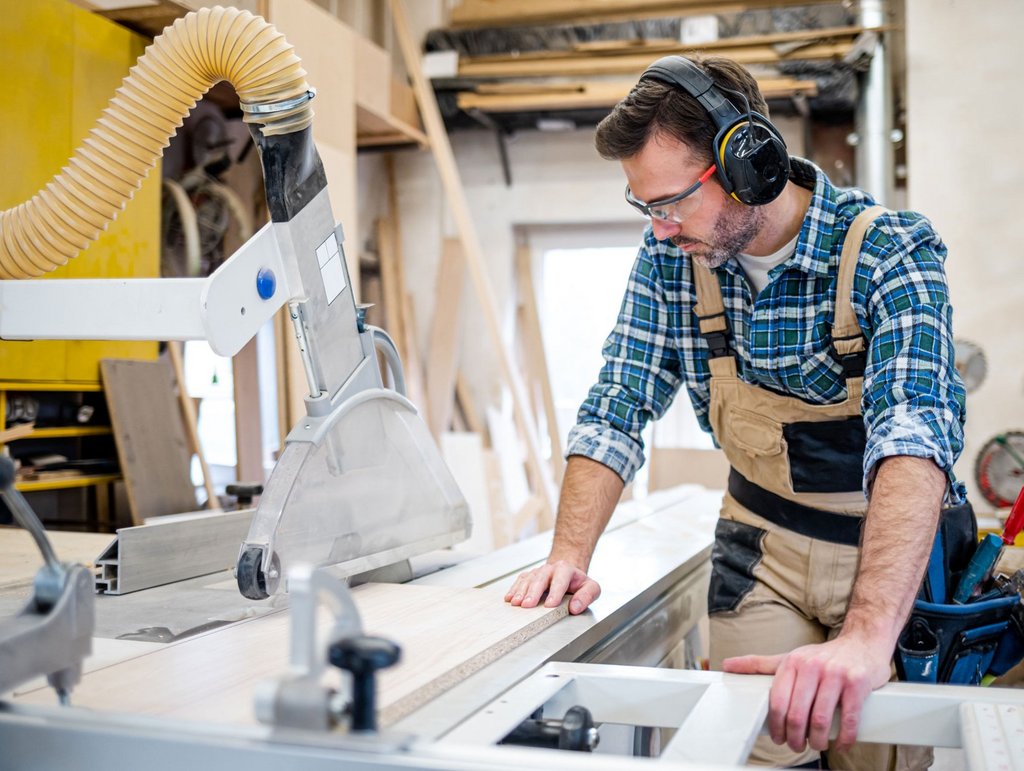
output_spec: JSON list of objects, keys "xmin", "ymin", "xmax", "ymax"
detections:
[{"xmin": 855, "ymin": 0, "xmax": 894, "ymax": 205}]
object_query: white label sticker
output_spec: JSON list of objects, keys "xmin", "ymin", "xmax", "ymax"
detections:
[
  {"xmin": 317, "ymin": 234, "xmax": 346, "ymax": 304},
  {"xmin": 315, "ymin": 241, "xmax": 331, "ymax": 268}
]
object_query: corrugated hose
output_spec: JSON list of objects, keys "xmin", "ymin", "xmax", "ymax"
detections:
[{"xmin": 0, "ymin": 5, "xmax": 313, "ymax": 279}]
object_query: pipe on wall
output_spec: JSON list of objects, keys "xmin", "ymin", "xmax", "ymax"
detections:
[{"xmin": 855, "ymin": 0, "xmax": 895, "ymax": 205}]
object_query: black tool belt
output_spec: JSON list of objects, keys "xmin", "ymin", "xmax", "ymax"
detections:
[{"xmin": 727, "ymin": 469, "xmax": 864, "ymax": 547}]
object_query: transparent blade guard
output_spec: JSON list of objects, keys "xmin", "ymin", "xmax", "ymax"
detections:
[{"xmin": 240, "ymin": 390, "xmax": 470, "ymax": 598}]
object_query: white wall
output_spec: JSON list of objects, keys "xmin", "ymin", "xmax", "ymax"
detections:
[{"xmin": 906, "ymin": 0, "xmax": 1024, "ymax": 511}]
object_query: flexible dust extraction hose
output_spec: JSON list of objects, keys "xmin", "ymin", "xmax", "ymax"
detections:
[{"xmin": 0, "ymin": 5, "xmax": 313, "ymax": 280}]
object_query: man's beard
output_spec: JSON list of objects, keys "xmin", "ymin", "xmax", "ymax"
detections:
[{"xmin": 673, "ymin": 202, "xmax": 764, "ymax": 269}]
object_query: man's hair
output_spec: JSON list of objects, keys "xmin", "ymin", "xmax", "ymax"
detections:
[{"xmin": 594, "ymin": 56, "xmax": 769, "ymax": 164}]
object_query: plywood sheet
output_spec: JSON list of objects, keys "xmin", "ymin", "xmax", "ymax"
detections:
[
  {"xmin": 426, "ymin": 239, "xmax": 465, "ymax": 436},
  {"xmin": 101, "ymin": 358, "xmax": 197, "ymax": 524},
  {"xmin": 14, "ymin": 583, "xmax": 567, "ymax": 727}
]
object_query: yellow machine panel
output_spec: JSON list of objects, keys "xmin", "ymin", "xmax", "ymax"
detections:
[{"xmin": 0, "ymin": 0, "xmax": 159, "ymax": 384}]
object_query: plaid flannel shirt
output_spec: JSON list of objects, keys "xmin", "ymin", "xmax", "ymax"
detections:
[{"xmin": 567, "ymin": 157, "xmax": 967, "ymax": 502}]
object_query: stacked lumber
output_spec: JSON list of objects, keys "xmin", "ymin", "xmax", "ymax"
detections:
[{"xmin": 434, "ymin": 4, "xmax": 880, "ymax": 120}]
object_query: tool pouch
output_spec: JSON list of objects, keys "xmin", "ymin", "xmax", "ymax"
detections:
[
  {"xmin": 896, "ymin": 595, "xmax": 1020, "ymax": 684},
  {"xmin": 895, "ymin": 502, "xmax": 1024, "ymax": 684}
]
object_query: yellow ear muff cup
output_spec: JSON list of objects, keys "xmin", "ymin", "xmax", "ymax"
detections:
[{"xmin": 717, "ymin": 121, "xmax": 749, "ymax": 202}]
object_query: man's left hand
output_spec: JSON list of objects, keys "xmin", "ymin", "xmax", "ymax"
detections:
[{"xmin": 722, "ymin": 635, "xmax": 891, "ymax": 754}]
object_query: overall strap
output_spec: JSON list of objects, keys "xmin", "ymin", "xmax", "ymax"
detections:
[
  {"xmin": 693, "ymin": 262, "xmax": 732, "ymax": 360},
  {"xmin": 832, "ymin": 205, "xmax": 887, "ymax": 380}
]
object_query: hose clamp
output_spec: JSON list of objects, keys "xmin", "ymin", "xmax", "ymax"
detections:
[{"xmin": 241, "ymin": 88, "xmax": 317, "ymax": 117}]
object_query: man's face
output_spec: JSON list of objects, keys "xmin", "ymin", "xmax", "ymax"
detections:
[{"xmin": 622, "ymin": 131, "xmax": 763, "ymax": 269}]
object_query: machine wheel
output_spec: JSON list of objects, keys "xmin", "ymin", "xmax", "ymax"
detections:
[{"xmin": 237, "ymin": 546, "xmax": 270, "ymax": 600}]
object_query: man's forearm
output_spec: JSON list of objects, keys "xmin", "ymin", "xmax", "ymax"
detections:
[
  {"xmin": 842, "ymin": 455, "xmax": 946, "ymax": 650},
  {"xmin": 549, "ymin": 455, "xmax": 625, "ymax": 569}
]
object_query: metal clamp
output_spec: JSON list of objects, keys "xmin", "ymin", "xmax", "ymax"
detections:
[
  {"xmin": 240, "ymin": 88, "xmax": 317, "ymax": 117},
  {"xmin": 253, "ymin": 564, "xmax": 363, "ymax": 731},
  {"xmin": 0, "ymin": 457, "xmax": 94, "ymax": 704}
]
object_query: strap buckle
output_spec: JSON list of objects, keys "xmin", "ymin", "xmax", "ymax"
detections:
[
  {"xmin": 834, "ymin": 349, "xmax": 867, "ymax": 379},
  {"xmin": 704, "ymin": 330, "xmax": 732, "ymax": 359}
]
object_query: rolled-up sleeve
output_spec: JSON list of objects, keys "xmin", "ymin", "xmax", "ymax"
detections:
[
  {"xmin": 859, "ymin": 217, "xmax": 967, "ymax": 503},
  {"xmin": 565, "ymin": 243, "xmax": 684, "ymax": 484}
]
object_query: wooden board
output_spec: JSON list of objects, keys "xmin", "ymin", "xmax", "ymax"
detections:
[
  {"xmin": 458, "ymin": 42, "xmax": 853, "ymax": 79},
  {"xmin": 459, "ymin": 25, "xmax": 868, "ymax": 64},
  {"xmin": 458, "ymin": 76, "xmax": 818, "ymax": 113},
  {"xmin": 515, "ymin": 245, "xmax": 564, "ymax": 485},
  {"xmin": 8, "ymin": 636, "xmax": 164, "ymax": 698},
  {"xmin": 100, "ymin": 358, "xmax": 197, "ymax": 524},
  {"xmin": 231, "ymin": 337, "xmax": 264, "ymax": 485},
  {"xmin": 167, "ymin": 342, "xmax": 217, "ymax": 508},
  {"xmin": 426, "ymin": 239, "xmax": 465, "ymax": 436},
  {"xmin": 13, "ymin": 582, "xmax": 568, "ymax": 727},
  {"xmin": 389, "ymin": 0, "xmax": 557, "ymax": 515},
  {"xmin": 449, "ymin": 0, "xmax": 840, "ymax": 28},
  {"xmin": 385, "ymin": 156, "xmax": 427, "ymax": 411}
]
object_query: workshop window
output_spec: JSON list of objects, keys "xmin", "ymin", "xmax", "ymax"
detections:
[{"xmin": 536, "ymin": 245, "xmax": 710, "ymax": 498}]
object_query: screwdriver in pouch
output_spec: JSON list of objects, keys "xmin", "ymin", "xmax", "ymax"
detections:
[{"xmin": 952, "ymin": 485, "xmax": 1024, "ymax": 604}]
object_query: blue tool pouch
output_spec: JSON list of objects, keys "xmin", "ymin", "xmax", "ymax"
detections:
[
  {"xmin": 894, "ymin": 502, "xmax": 1024, "ymax": 685},
  {"xmin": 897, "ymin": 597, "xmax": 1020, "ymax": 684}
]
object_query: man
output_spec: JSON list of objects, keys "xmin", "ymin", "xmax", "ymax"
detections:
[{"xmin": 505, "ymin": 55, "xmax": 965, "ymax": 769}]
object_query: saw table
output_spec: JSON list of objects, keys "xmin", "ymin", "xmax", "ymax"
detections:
[
  {"xmin": 5, "ymin": 485, "xmax": 1024, "ymax": 769},
  {"xmin": 2, "ymin": 485, "xmax": 716, "ymax": 719},
  {"xmin": 1, "ymin": 484, "xmax": 724, "ymax": 765}
]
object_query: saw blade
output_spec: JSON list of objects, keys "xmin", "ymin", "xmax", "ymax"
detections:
[
  {"xmin": 975, "ymin": 431, "xmax": 1024, "ymax": 508},
  {"xmin": 954, "ymin": 339, "xmax": 988, "ymax": 393}
]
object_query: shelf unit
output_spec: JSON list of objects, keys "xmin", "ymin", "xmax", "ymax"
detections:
[
  {"xmin": 0, "ymin": 382, "xmax": 124, "ymax": 530},
  {"xmin": 19, "ymin": 426, "xmax": 113, "ymax": 440},
  {"xmin": 15, "ymin": 474, "xmax": 121, "ymax": 493}
]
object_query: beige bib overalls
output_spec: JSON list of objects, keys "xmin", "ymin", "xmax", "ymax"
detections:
[{"xmin": 694, "ymin": 206, "xmax": 929, "ymax": 770}]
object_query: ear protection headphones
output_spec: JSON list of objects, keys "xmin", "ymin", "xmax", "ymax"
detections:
[{"xmin": 640, "ymin": 55, "xmax": 791, "ymax": 206}]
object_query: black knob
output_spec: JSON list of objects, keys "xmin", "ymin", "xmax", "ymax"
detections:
[
  {"xmin": 559, "ymin": 705, "xmax": 598, "ymax": 752},
  {"xmin": 225, "ymin": 483, "xmax": 263, "ymax": 507},
  {"xmin": 328, "ymin": 635, "xmax": 401, "ymax": 732}
]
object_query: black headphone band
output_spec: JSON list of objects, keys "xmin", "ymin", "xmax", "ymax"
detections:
[
  {"xmin": 635, "ymin": 55, "xmax": 790, "ymax": 206},
  {"xmin": 640, "ymin": 57, "xmax": 744, "ymax": 135}
]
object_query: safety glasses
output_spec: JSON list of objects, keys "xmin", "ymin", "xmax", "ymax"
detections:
[{"xmin": 625, "ymin": 164, "xmax": 716, "ymax": 224}]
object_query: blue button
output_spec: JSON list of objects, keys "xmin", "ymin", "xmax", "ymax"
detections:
[{"xmin": 256, "ymin": 268, "xmax": 276, "ymax": 300}]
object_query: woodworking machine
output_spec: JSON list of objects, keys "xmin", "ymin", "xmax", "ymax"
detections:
[
  {"xmin": 2, "ymin": 8, "xmax": 1023, "ymax": 770},
  {"xmin": 0, "ymin": 20, "xmax": 472, "ymax": 602}
]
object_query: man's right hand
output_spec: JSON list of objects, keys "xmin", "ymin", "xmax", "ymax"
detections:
[{"xmin": 504, "ymin": 559, "xmax": 601, "ymax": 615}]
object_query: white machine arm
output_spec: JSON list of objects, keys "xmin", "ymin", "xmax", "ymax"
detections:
[{"xmin": 0, "ymin": 221, "xmax": 301, "ymax": 358}]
